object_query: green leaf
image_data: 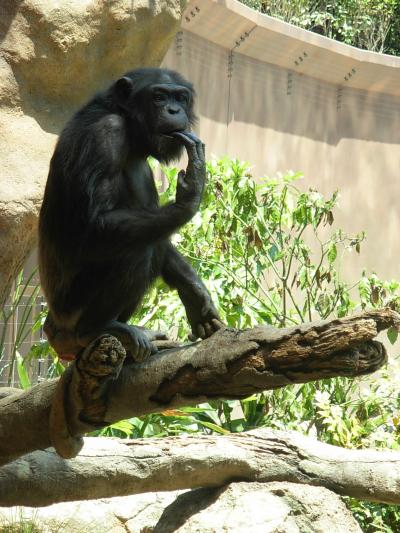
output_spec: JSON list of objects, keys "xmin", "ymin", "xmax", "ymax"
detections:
[
  {"xmin": 179, "ymin": 406, "xmax": 215, "ymax": 413},
  {"xmin": 16, "ymin": 353, "xmax": 31, "ymax": 389},
  {"xmin": 387, "ymin": 326, "xmax": 398, "ymax": 345},
  {"xmin": 196, "ymin": 420, "xmax": 230, "ymax": 435},
  {"xmin": 107, "ymin": 419, "xmax": 134, "ymax": 437},
  {"xmin": 268, "ymin": 244, "xmax": 280, "ymax": 261},
  {"xmin": 327, "ymin": 243, "xmax": 337, "ymax": 264},
  {"xmin": 230, "ymin": 419, "xmax": 246, "ymax": 432}
]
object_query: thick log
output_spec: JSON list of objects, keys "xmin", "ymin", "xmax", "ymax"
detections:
[
  {"xmin": 1, "ymin": 429, "xmax": 399, "ymax": 507},
  {"xmin": 0, "ymin": 308, "xmax": 397, "ymax": 465}
]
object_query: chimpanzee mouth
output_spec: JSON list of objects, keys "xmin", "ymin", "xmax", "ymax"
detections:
[
  {"xmin": 153, "ymin": 132, "xmax": 187, "ymax": 163},
  {"xmin": 159, "ymin": 129, "xmax": 187, "ymax": 139}
]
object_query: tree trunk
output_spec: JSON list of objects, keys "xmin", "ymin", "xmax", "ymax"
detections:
[{"xmin": 0, "ymin": 308, "xmax": 397, "ymax": 465}]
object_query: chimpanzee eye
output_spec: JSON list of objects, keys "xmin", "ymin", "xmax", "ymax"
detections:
[
  {"xmin": 153, "ymin": 93, "xmax": 167, "ymax": 103},
  {"xmin": 176, "ymin": 92, "xmax": 189, "ymax": 104}
]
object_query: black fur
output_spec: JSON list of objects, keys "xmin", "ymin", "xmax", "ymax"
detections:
[{"xmin": 39, "ymin": 68, "xmax": 221, "ymax": 361}]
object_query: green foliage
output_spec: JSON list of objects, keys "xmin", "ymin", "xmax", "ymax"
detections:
[
  {"xmin": 21, "ymin": 292, "xmax": 66, "ymax": 380},
  {"xmin": 1, "ymin": 271, "xmax": 75, "ymax": 386},
  {"xmin": 0, "ymin": 270, "xmax": 40, "ymax": 386},
  {"xmin": 0, "ymin": 522, "xmax": 42, "ymax": 533},
  {"xmin": 0, "ymin": 523, "xmax": 41, "ymax": 533},
  {"xmin": 348, "ymin": 498, "xmax": 400, "ymax": 532},
  {"xmin": 240, "ymin": 0, "xmax": 400, "ymax": 56},
  {"xmin": 25, "ymin": 336, "xmax": 65, "ymax": 380},
  {"xmin": 0, "ymin": 509, "xmax": 41, "ymax": 533},
  {"xmin": 140, "ymin": 158, "xmax": 398, "ymax": 335},
  {"xmin": 16, "ymin": 353, "xmax": 32, "ymax": 390}
]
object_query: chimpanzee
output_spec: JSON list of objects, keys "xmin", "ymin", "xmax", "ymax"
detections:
[{"xmin": 39, "ymin": 67, "xmax": 223, "ymax": 362}]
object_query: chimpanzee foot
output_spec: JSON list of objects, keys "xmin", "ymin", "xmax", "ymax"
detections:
[
  {"xmin": 124, "ymin": 324, "xmax": 157, "ymax": 363},
  {"xmin": 77, "ymin": 334, "xmax": 126, "ymax": 380},
  {"xmin": 136, "ymin": 327, "xmax": 181, "ymax": 353},
  {"xmin": 77, "ymin": 321, "xmax": 157, "ymax": 364},
  {"xmin": 139, "ymin": 326, "xmax": 168, "ymax": 342}
]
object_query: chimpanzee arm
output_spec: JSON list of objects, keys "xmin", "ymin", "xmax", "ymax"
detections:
[
  {"xmin": 53, "ymin": 115, "xmax": 206, "ymax": 256},
  {"xmin": 99, "ymin": 202, "xmax": 197, "ymax": 245},
  {"xmin": 161, "ymin": 243, "xmax": 223, "ymax": 339},
  {"xmin": 95, "ymin": 131, "xmax": 206, "ymax": 250}
]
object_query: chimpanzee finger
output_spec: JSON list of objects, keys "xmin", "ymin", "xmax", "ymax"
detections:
[
  {"xmin": 143, "ymin": 347, "xmax": 151, "ymax": 360},
  {"xmin": 171, "ymin": 132, "xmax": 198, "ymax": 162},
  {"xmin": 182, "ymin": 132, "xmax": 205, "ymax": 161},
  {"xmin": 134, "ymin": 344, "xmax": 144, "ymax": 362},
  {"xmin": 150, "ymin": 343, "xmax": 158, "ymax": 355},
  {"xmin": 196, "ymin": 141, "xmax": 205, "ymax": 162},
  {"xmin": 143, "ymin": 328, "xmax": 168, "ymax": 341},
  {"xmin": 181, "ymin": 131, "xmax": 202, "ymax": 144},
  {"xmin": 183, "ymin": 132, "xmax": 205, "ymax": 159},
  {"xmin": 196, "ymin": 324, "xmax": 206, "ymax": 339},
  {"xmin": 131, "ymin": 345, "xmax": 141, "ymax": 362},
  {"xmin": 177, "ymin": 169, "xmax": 188, "ymax": 188},
  {"xmin": 188, "ymin": 332, "xmax": 197, "ymax": 342},
  {"xmin": 137, "ymin": 336, "xmax": 150, "ymax": 361},
  {"xmin": 143, "ymin": 337, "xmax": 153, "ymax": 358},
  {"xmin": 203, "ymin": 322, "xmax": 214, "ymax": 338},
  {"xmin": 211, "ymin": 318, "xmax": 224, "ymax": 331},
  {"xmin": 171, "ymin": 131, "xmax": 196, "ymax": 145}
]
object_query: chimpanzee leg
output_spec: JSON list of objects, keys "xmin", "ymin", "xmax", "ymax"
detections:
[
  {"xmin": 76, "ymin": 319, "xmax": 155, "ymax": 363},
  {"xmin": 44, "ymin": 313, "xmax": 152, "ymax": 362},
  {"xmin": 161, "ymin": 243, "xmax": 223, "ymax": 339},
  {"xmin": 71, "ymin": 257, "xmax": 158, "ymax": 362}
]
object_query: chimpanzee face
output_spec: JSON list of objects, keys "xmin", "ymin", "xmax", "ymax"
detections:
[
  {"xmin": 113, "ymin": 71, "xmax": 196, "ymax": 163},
  {"xmin": 148, "ymin": 83, "xmax": 192, "ymax": 134}
]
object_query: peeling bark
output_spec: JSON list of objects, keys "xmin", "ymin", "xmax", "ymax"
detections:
[
  {"xmin": 0, "ymin": 309, "xmax": 398, "ymax": 465},
  {"xmin": 1, "ymin": 429, "xmax": 399, "ymax": 507}
]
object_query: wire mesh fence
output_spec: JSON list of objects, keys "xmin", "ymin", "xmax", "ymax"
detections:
[{"xmin": 0, "ymin": 268, "xmax": 52, "ymax": 388}]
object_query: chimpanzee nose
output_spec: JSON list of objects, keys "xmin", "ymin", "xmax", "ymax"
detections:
[{"xmin": 167, "ymin": 106, "xmax": 180, "ymax": 114}]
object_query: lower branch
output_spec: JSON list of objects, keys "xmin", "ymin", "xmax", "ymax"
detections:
[{"xmin": 1, "ymin": 429, "xmax": 399, "ymax": 507}]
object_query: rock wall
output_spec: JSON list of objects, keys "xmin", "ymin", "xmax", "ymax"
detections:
[{"xmin": 0, "ymin": 0, "xmax": 186, "ymax": 305}]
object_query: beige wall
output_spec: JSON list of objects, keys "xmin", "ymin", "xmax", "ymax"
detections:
[{"xmin": 163, "ymin": 0, "xmax": 400, "ymax": 282}]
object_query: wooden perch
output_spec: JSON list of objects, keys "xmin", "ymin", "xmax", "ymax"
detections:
[
  {"xmin": 0, "ymin": 308, "xmax": 398, "ymax": 466},
  {"xmin": 1, "ymin": 429, "xmax": 400, "ymax": 507}
]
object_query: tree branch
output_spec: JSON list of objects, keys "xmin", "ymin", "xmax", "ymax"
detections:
[
  {"xmin": 0, "ymin": 308, "xmax": 397, "ymax": 465},
  {"xmin": 1, "ymin": 429, "xmax": 399, "ymax": 507}
]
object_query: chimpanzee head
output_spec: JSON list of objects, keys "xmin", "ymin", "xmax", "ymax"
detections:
[{"xmin": 111, "ymin": 68, "xmax": 197, "ymax": 163}]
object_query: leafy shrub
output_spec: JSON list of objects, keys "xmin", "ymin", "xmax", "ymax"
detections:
[{"xmin": 239, "ymin": 0, "xmax": 400, "ymax": 56}]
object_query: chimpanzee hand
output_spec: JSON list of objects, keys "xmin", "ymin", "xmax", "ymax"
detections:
[
  {"xmin": 184, "ymin": 288, "xmax": 224, "ymax": 341},
  {"xmin": 172, "ymin": 131, "xmax": 206, "ymax": 218}
]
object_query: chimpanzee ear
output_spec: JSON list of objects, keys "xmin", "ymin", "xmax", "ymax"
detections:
[{"xmin": 114, "ymin": 76, "xmax": 134, "ymax": 101}]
